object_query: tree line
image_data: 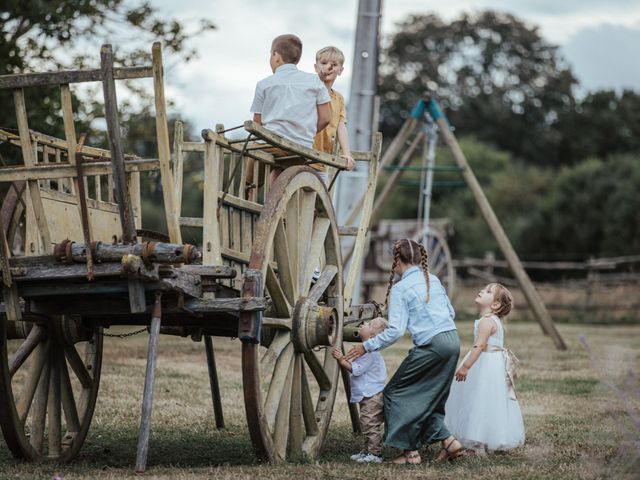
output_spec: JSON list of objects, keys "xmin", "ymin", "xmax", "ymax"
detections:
[{"xmin": 377, "ymin": 11, "xmax": 640, "ymax": 260}]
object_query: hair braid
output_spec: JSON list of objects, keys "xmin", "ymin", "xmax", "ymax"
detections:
[
  {"xmin": 418, "ymin": 244, "xmax": 430, "ymax": 303},
  {"xmin": 385, "ymin": 245, "xmax": 401, "ymax": 308}
]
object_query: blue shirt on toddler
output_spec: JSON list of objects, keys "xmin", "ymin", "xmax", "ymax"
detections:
[{"xmin": 350, "ymin": 351, "xmax": 386, "ymax": 403}]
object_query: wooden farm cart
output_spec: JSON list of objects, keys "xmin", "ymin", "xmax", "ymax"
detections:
[{"xmin": 0, "ymin": 43, "xmax": 383, "ymax": 469}]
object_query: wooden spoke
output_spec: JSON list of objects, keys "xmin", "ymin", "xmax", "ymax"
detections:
[
  {"xmin": 429, "ymin": 241, "xmax": 443, "ymax": 270},
  {"xmin": 59, "ymin": 351, "xmax": 80, "ymax": 434},
  {"xmin": 300, "ymin": 359, "xmax": 319, "ymax": 436},
  {"xmin": 266, "ymin": 264, "xmax": 292, "ymax": 318},
  {"xmin": 288, "ymin": 355, "xmax": 303, "ymax": 459},
  {"xmin": 48, "ymin": 349, "xmax": 62, "ymax": 457},
  {"xmin": 308, "ymin": 265, "xmax": 338, "ymax": 304},
  {"xmin": 284, "ymin": 191, "xmax": 300, "ymax": 290},
  {"xmin": 17, "ymin": 341, "xmax": 48, "ymax": 424},
  {"xmin": 260, "ymin": 331, "xmax": 291, "ymax": 382},
  {"xmin": 273, "ymin": 353, "xmax": 294, "ymax": 461},
  {"xmin": 296, "ymin": 191, "xmax": 316, "ymax": 295},
  {"xmin": 300, "ymin": 217, "xmax": 330, "ymax": 297},
  {"xmin": 264, "ymin": 343, "xmax": 294, "ymax": 432},
  {"xmin": 8, "ymin": 325, "xmax": 45, "ymax": 377},
  {"xmin": 274, "ymin": 219, "xmax": 296, "ymax": 303},
  {"xmin": 64, "ymin": 345, "xmax": 93, "ymax": 389},
  {"xmin": 30, "ymin": 357, "xmax": 51, "ymax": 452},
  {"xmin": 303, "ymin": 351, "xmax": 331, "ymax": 392}
]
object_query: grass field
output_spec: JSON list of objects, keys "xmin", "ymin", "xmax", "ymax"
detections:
[{"xmin": 1, "ymin": 321, "xmax": 638, "ymax": 479}]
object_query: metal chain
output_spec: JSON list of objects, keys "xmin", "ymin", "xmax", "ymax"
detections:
[{"xmin": 99, "ymin": 327, "xmax": 148, "ymax": 338}]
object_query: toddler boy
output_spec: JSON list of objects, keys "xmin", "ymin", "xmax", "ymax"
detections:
[{"xmin": 332, "ymin": 317, "xmax": 388, "ymax": 463}]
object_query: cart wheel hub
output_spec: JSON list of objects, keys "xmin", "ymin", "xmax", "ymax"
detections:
[{"xmin": 291, "ymin": 298, "xmax": 336, "ymax": 352}]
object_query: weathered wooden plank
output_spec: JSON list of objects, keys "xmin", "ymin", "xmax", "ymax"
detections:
[
  {"xmin": 204, "ymin": 336, "xmax": 225, "ymax": 429},
  {"xmin": 0, "ymin": 66, "xmax": 153, "ymax": 89},
  {"xmin": 152, "ymin": 43, "xmax": 181, "ymax": 244},
  {"xmin": 183, "ymin": 296, "xmax": 267, "ymax": 313},
  {"xmin": 0, "ymin": 128, "xmax": 140, "ymax": 161},
  {"xmin": 343, "ymin": 133, "xmax": 382, "ymax": 307},
  {"xmin": 11, "ymin": 262, "xmax": 123, "ymax": 280},
  {"xmin": 0, "ymin": 159, "xmax": 160, "ymax": 183},
  {"xmin": 135, "ymin": 295, "xmax": 162, "ymax": 474},
  {"xmin": 203, "ymin": 142, "xmax": 223, "ymax": 265},
  {"xmin": 172, "ymin": 121, "xmax": 184, "ymax": 219},
  {"xmin": 177, "ymin": 265, "xmax": 236, "ymax": 278},
  {"xmin": 244, "ymin": 121, "xmax": 349, "ymax": 170},
  {"xmin": 56, "ymin": 240, "xmax": 200, "ymax": 264},
  {"xmin": 13, "ymin": 89, "xmax": 52, "ymax": 253},
  {"xmin": 100, "ymin": 44, "xmax": 137, "ymax": 243}
]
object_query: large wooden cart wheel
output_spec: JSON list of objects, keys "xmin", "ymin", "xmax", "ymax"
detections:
[
  {"xmin": 242, "ymin": 166, "xmax": 343, "ymax": 462},
  {"xmin": 425, "ymin": 228, "xmax": 456, "ymax": 297},
  {"xmin": 0, "ymin": 183, "xmax": 103, "ymax": 461}
]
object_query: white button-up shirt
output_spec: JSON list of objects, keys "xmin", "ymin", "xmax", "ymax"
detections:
[
  {"xmin": 350, "ymin": 351, "xmax": 387, "ymax": 403},
  {"xmin": 250, "ymin": 64, "xmax": 330, "ymax": 147}
]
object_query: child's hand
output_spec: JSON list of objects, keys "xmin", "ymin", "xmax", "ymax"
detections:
[
  {"xmin": 341, "ymin": 154, "xmax": 355, "ymax": 171},
  {"xmin": 331, "ymin": 348, "xmax": 344, "ymax": 360},
  {"xmin": 455, "ymin": 365, "xmax": 469, "ymax": 382}
]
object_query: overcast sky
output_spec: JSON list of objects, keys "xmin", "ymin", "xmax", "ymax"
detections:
[{"xmin": 147, "ymin": 0, "xmax": 640, "ymax": 132}]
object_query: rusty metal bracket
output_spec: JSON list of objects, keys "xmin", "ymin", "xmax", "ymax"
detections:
[{"xmin": 238, "ymin": 268, "xmax": 263, "ymax": 343}]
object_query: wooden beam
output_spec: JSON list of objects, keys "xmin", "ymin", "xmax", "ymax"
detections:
[
  {"xmin": 13, "ymin": 89, "xmax": 52, "ymax": 253},
  {"xmin": 432, "ymin": 102, "xmax": 566, "ymax": 350},
  {"xmin": 243, "ymin": 121, "xmax": 350, "ymax": 170},
  {"xmin": 0, "ymin": 159, "xmax": 160, "ymax": 183},
  {"xmin": 152, "ymin": 43, "xmax": 181, "ymax": 244},
  {"xmin": 343, "ymin": 133, "xmax": 382, "ymax": 307},
  {"xmin": 101, "ymin": 44, "xmax": 137, "ymax": 243},
  {"xmin": 101, "ymin": 44, "xmax": 145, "ymax": 312},
  {"xmin": 202, "ymin": 142, "xmax": 222, "ymax": 265},
  {"xmin": 0, "ymin": 66, "xmax": 153, "ymax": 89},
  {"xmin": 172, "ymin": 121, "xmax": 184, "ymax": 220}
]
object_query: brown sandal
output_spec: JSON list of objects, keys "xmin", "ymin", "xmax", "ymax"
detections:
[
  {"xmin": 434, "ymin": 438, "xmax": 465, "ymax": 463},
  {"xmin": 390, "ymin": 450, "xmax": 421, "ymax": 465}
]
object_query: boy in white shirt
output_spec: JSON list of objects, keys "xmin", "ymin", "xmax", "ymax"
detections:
[
  {"xmin": 333, "ymin": 317, "xmax": 389, "ymax": 463},
  {"xmin": 246, "ymin": 34, "xmax": 331, "ymax": 197},
  {"xmin": 251, "ymin": 34, "xmax": 331, "ymax": 147}
]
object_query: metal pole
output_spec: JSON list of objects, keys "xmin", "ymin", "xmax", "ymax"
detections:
[
  {"xmin": 334, "ymin": 0, "xmax": 382, "ymax": 304},
  {"xmin": 420, "ymin": 122, "xmax": 438, "ymax": 244}
]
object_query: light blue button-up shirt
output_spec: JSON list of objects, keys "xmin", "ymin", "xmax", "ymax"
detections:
[
  {"xmin": 350, "ymin": 351, "xmax": 386, "ymax": 403},
  {"xmin": 363, "ymin": 266, "xmax": 456, "ymax": 352}
]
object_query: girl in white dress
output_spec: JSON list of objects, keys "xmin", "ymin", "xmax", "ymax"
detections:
[{"xmin": 444, "ymin": 283, "xmax": 525, "ymax": 453}]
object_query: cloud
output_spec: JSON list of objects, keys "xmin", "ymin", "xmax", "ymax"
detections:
[{"xmin": 563, "ymin": 23, "xmax": 640, "ymax": 92}]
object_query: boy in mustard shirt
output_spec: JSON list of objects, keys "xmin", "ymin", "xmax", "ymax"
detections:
[{"xmin": 313, "ymin": 46, "xmax": 355, "ymax": 183}]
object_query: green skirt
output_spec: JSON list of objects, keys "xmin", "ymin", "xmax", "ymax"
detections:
[{"xmin": 383, "ymin": 330, "xmax": 460, "ymax": 450}]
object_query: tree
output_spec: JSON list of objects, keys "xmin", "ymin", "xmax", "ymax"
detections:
[
  {"xmin": 0, "ymin": 1, "xmax": 215, "ymax": 232},
  {"xmin": 556, "ymin": 89, "xmax": 640, "ymax": 164},
  {"xmin": 379, "ymin": 11, "xmax": 577, "ymax": 166},
  {"xmin": 0, "ymin": 0, "xmax": 214, "ymax": 136}
]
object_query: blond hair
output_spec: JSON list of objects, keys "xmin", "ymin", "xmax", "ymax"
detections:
[
  {"xmin": 368, "ymin": 317, "xmax": 389, "ymax": 336},
  {"xmin": 487, "ymin": 282, "xmax": 513, "ymax": 319},
  {"xmin": 315, "ymin": 46, "xmax": 345, "ymax": 65}
]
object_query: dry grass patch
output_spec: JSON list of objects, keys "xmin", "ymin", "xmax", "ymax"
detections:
[{"xmin": 1, "ymin": 322, "xmax": 638, "ymax": 479}]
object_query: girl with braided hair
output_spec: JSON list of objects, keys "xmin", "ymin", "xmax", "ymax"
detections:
[{"xmin": 345, "ymin": 238, "xmax": 463, "ymax": 464}]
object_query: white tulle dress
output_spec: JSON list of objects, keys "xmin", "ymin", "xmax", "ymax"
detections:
[{"xmin": 444, "ymin": 315, "xmax": 525, "ymax": 451}]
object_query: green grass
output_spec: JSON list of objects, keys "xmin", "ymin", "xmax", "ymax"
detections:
[{"xmin": 1, "ymin": 322, "xmax": 639, "ymax": 479}]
